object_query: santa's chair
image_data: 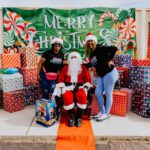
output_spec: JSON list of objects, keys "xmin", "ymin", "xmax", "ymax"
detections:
[{"xmin": 55, "ymin": 87, "xmax": 94, "ymax": 121}]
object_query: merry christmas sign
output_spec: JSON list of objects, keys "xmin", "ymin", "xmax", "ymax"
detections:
[{"xmin": 3, "ymin": 8, "xmax": 136, "ymax": 57}]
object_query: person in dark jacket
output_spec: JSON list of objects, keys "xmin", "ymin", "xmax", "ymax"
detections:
[
  {"xmin": 37, "ymin": 38, "xmax": 64, "ymax": 99},
  {"xmin": 84, "ymin": 32, "xmax": 118, "ymax": 121}
]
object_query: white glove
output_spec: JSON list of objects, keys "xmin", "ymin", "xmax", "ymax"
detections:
[
  {"xmin": 53, "ymin": 87, "xmax": 62, "ymax": 97},
  {"xmin": 83, "ymin": 82, "xmax": 92, "ymax": 90},
  {"xmin": 83, "ymin": 87, "xmax": 88, "ymax": 96}
]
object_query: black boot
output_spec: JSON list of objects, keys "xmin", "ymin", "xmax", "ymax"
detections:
[
  {"xmin": 68, "ymin": 109, "xmax": 75, "ymax": 127},
  {"xmin": 75, "ymin": 107, "xmax": 84, "ymax": 127}
]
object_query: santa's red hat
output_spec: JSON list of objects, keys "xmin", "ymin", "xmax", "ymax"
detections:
[
  {"xmin": 51, "ymin": 38, "xmax": 63, "ymax": 45},
  {"xmin": 67, "ymin": 51, "xmax": 82, "ymax": 64},
  {"xmin": 84, "ymin": 32, "xmax": 97, "ymax": 45}
]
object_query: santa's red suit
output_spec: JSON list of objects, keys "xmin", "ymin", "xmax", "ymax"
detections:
[{"xmin": 54, "ymin": 57, "xmax": 91, "ymax": 111}]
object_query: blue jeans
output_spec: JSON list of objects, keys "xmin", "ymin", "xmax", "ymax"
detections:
[
  {"xmin": 39, "ymin": 70, "xmax": 56, "ymax": 99},
  {"xmin": 95, "ymin": 68, "xmax": 118, "ymax": 115}
]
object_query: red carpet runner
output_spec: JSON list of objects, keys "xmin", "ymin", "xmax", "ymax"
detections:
[{"xmin": 55, "ymin": 113, "xmax": 95, "ymax": 150}]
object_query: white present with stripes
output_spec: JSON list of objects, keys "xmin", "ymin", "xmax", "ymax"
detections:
[{"xmin": 0, "ymin": 73, "xmax": 23, "ymax": 92}]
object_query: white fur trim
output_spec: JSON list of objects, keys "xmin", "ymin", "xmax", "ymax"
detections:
[
  {"xmin": 83, "ymin": 82, "xmax": 92, "ymax": 89},
  {"xmin": 67, "ymin": 51, "xmax": 82, "ymax": 64},
  {"xmin": 51, "ymin": 38, "xmax": 63, "ymax": 45},
  {"xmin": 62, "ymin": 85, "xmax": 75, "ymax": 94},
  {"xmin": 77, "ymin": 103, "xmax": 87, "ymax": 109},
  {"xmin": 63, "ymin": 103, "xmax": 75, "ymax": 110},
  {"xmin": 85, "ymin": 35, "xmax": 97, "ymax": 45},
  {"xmin": 56, "ymin": 83, "xmax": 65, "ymax": 88}
]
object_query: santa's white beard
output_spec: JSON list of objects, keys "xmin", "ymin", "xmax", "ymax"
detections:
[{"xmin": 68, "ymin": 59, "xmax": 82, "ymax": 83}]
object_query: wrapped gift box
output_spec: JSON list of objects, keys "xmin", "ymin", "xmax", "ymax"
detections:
[
  {"xmin": 120, "ymin": 88, "xmax": 133, "ymax": 111},
  {"xmin": 132, "ymin": 81, "xmax": 150, "ymax": 118},
  {"xmin": 0, "ymin": 73, "xmax": 23, "ymax": 92},
  {"xmin": 1, "ymin": 53, "xmax": 21, "ymax": 68},
  {"xmin": 91, "ymin": 90, "xmax": 128, "ymax": 117},
  {"xmin": 129, "ymin": 66, "xmax": 150, "ymax": 84},
  {"xmin": 91, "ymin": 94, "xmax": 100, "ymax": 115},
  {"xmin": 114, "ymin": 54, "xmax": 132, "ymax": 67},
  {"xmin": 0, "ymin": 89, "xmax": 3, "ymax": 109},
  {"xmin": 36, "ymin": 98, "xmax": 56, "ymax": 127},
  {"xmin": 114, "ymin": 70, "xmax": 124, "ymax": 89},
  {"xmin": 21, "ymin": 47, "xmax": 37, "ymax": 67},
  {"xmin": 20, "ymin": 67, "xmax": 38, "ymax": 86},
  {"xmin": 3, "ymin": 90, "xmax": 24, "ymax": 113},
  {"xmin": 132, "ymin": 59, "xmax": 150, "ymax": 66},
  {"xmin": 117, "ymin": 67, "xmax": 129, "ymax": 87},
  {"xmin": 110, "ymin": 90, "xmax": 128, "ymax": 117},
  {"xmin": 23, "ymin": 84, "xmax": 42, "ymax": 106}
]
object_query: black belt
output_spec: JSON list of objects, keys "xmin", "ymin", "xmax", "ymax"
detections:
[
  {"xmin": 65, "ymin": 82, "xmax": 83, "ymax": 94},
  {"xmin": 65, "ymin": 82, "xmax": 83, "ymax": 86}
]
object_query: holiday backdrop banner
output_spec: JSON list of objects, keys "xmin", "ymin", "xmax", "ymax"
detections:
[{"xmin": 3, "ymin": 8, "xmax": 136, "ymax": 57}]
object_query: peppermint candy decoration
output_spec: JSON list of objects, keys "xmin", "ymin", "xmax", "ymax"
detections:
[
  {"xmin": 99, "ymin": 12, "xmax": 116, "ymax": 27},
  {"xmin": 3, "ymin": 32, "xmax": 15, "ymax": 47},
  {"xmin": 113, "ymin": 34, "xmax": 127, "ymax": 51},
  {"xmin": 3, "ymin": 11, "xmax": 25, "ymax": 37},
  {"xmin": 119, "ymin": 18, "xmax": 136, "ymax": 39},
  {"xmin": 22, "ymin": 21, "xmax": 36, "ymax": 41},
  {"xmin": 99, "ymin": 29, "xmax": 118, "ymax": 46}
]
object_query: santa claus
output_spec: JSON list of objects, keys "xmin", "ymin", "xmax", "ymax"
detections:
[{"xmin": 53, "ymin": 51, "xmax": 92, "ymax": 127}]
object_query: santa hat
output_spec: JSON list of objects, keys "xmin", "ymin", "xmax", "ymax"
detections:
[
  {"xmin": 84, "ymin": 32, "xmax": 97, "ymax": 45},
  {"xmin": 51, "ymin": 38, "xmax": 63, "ymax": 45},
  {"xmin": 67, "ymin": 51, "xmax": 82, "ymax": 64}
]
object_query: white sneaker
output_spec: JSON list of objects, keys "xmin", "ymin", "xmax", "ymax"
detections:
[
  {"xmin": 91, "ymin": 112, "xmax": 102, "ymax": 119},
  {"xmin": 96, "ymin": 114, "xmax": 110, "ymax": 121}
]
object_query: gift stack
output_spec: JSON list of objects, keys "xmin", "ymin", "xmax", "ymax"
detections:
[
  {"xmin": 132, "ymin": 81, "xmax": 150, "ymax": 118},
  {"xmin": 129, "ymin": 59, "xmax": 150, "ymax": 118},
  {"xmin": 36, "ymin": 98, "xmax": 56, "ymax": 127},
  {"xmin": 0, "ymin": 47, "xmax": 24, "ymax": 112},
  {"xmin": 20, "ymin": 47, "xmax": 41, "ymax": 105},
  {"xmin": 0, "ymin": 73, "xmax": 24, "ymax": 112}
]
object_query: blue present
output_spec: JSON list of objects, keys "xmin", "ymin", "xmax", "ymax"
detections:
[
  {"xmin": 129, "ymin": 66, "xmax": 150, "ymax": 84},
  {"xmin": 35, "ymin": 98, "xmax": 56, "ymax": 127},
  {"xmin": 132, "ymin": 81, "xmax": 150, "ymax": 118},
  {"xmin": 114, "ymin": 54, "xmax": 132, "ymax": 67}
]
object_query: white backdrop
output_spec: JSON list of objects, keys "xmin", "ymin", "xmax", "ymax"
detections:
[{"xmin": 1, "ymin": 0, "xmax": 150, "ymax": 8}]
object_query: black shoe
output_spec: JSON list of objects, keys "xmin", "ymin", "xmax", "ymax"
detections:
[
  {"xmin": 68, "ymin": 118, "xmax": 75, "ymax": 127},
  {"xmin": 75, "ymin": 118, "xmax": 82, "ymax": 127}
]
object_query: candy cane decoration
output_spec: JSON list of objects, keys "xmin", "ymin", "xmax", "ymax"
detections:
[
  {"xmin": 22, "ymin": 21, "xmax": 36, "ymax": 41},
  {"xmin": 3, "ymin": 11, "xmax": 25, "ymax": 36},
  {"xmin": 99, "ymin": 12, "xmax": 116, "ymax": 27}
]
